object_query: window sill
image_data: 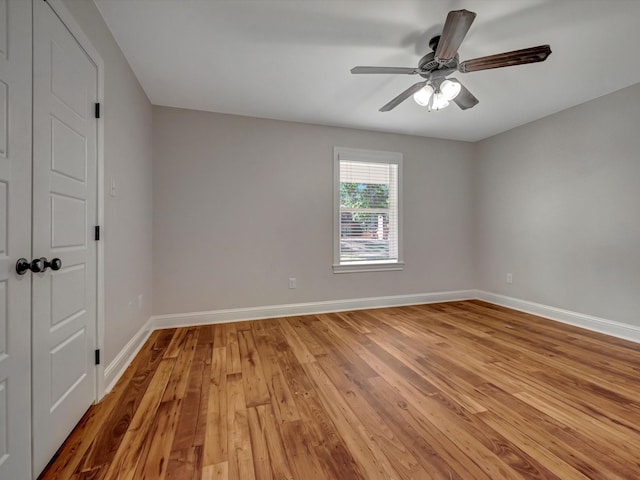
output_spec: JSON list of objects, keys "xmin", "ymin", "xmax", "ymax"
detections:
[{"xmin": 333, "ymin": 261, "xmax": 405, "ymax": 274}]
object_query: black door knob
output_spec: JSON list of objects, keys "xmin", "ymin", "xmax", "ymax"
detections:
[
  {"xmin": 30, "ymin": 258, "xmax": 45, "ymax": 273},
  {"xmin": 45, "ymin": 258, "xmax": 62, "ymax": 271},
  {"xmin": 16, "ymin": 258, "xmax": 30, "ymax": 275}
]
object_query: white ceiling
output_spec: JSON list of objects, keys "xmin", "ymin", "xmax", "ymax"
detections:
[{"xmin": 95, "ymin": 0, "xmax": 640, "ymax": 142}]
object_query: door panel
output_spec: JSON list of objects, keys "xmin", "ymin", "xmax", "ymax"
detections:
[
  {"xmin": 51, "ymin": 116, "xmax": 87, "ymax": 182},
  {"xmin": 32, "ymin": 0, "xmax": 98, "ymax": 475},
  {"xmin": 51, "ymin": 193, "xmax": 87, "ymax": 248},
  {"xmin": 0, "ymin": 0, "xmax": 32, "ymax": 478},
  {"xmin": 51, "ymin": 264, "xmax": 86, "ymax": 328}
]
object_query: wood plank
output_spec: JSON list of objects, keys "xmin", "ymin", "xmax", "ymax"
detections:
[
  {"xmin": 247, "ymin": 407, "xmax": 273, "ymax": 480},
  {"xmin": 192, "ymin": 341, "xmax": 214, "ymax": 447},
  {"xmin": 202, "ymin": 346, "xmax": 228, "ymax": 468},
  {"xmin": 225, "ymin": 323, "xmax": 242, "ymax": 375},
  {"xmin": 226, "ymin": 373, "xmax": 256, "ymax": 480},
  {"xmin": 237, "ymin": 328, "xmax": 271, "ymax": 407}
]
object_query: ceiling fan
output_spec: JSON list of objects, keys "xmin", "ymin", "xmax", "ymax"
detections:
[{"xmin": 351, "ymin": 9, "xmax": 551, "ymax": 112}]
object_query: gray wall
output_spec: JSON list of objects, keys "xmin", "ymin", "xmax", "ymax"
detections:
[
  {"xmin": 475, "ymin": 82, "xmax": 640, "ymax": 326},
  {"xmin": 62, "ymin": 0, "xmax": 154, "ymax": 365},
  {"xmin": 153, "ymin": 107, "xmax": 475, "ymax": 315}
]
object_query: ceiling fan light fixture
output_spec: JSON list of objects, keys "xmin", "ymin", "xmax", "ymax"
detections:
[
  {"xmin": 431, "ymin": 91, "xmax": 450, "ymax": 110},
  {"xmin": 413, "ymin": 84, "xmax": 434, "ymax": 106},
  {"xmin": 440, "ymin": 79, "xmax": 462, "ymax": 101}
]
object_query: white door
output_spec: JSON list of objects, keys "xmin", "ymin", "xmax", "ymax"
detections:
[
  {"xmin": 0, "ymin": 1, "xmax": 33, "ymax": 479},
  {"xmin": 32, "ymin": 0, "xmax": 98, "ymax": 475}
]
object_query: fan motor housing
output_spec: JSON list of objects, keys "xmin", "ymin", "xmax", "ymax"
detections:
[
  {"xmin": 418, "ymin": 52, "xmax": 436, "ymax": 70},
  {"xmin": 418, "ymin": 52, "xmax": 458, "ymax": 79},
  {"xmin": 418, "ymin": 35, "xmax": 460, "ymax": 78}
]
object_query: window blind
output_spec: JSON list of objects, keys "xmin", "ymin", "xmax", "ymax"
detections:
[{"xmin": 339, "ymin": 160, "xmax": 398, "ymax": 264}]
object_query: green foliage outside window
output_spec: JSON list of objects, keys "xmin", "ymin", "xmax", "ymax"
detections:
[
  {"xmin": 340, "ymin": 182, "xmax": 389, "ymax": 237},
  {"xmin": 340, "ymin": 182, "xmax": 389, "ymax": 209}
]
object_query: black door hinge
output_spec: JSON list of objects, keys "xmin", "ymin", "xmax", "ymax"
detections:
[
  {"xmin": 94, "ymin": 103, "xmax": 101, "ymax": 119},
  {"xmin": 95, "ymin": 349, "xmax": 101, "ymax": 365},
  {"xmin": 94, "ymin": 225, "xmax": 100, "ymax": 241}
]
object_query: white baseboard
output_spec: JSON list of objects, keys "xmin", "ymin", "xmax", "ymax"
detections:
[
  {"xmin": 103, "ymin": 317, "xmax": 155, "ymax": 394},
  {"xmin": 150, "ymin": 290, "xmax": 476, "ymax": 329},
  {"xmin": 474, "ymin": 290, "xmax": 640, "ymax": 344}
]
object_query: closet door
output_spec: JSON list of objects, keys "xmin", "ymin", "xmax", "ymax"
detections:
[
  {"xmin": 32, "ymin": 0, "xmax": 98, "ymax": 474},
  {"xmin": 0, "ymin": 1, "xmax": 33, "ymax": 479},
  {"xmin": 0, "ymin": 0, "xmax": 31, "ymax": 480}
]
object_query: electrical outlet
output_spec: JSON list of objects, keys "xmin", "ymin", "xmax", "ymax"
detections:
[
  {"xmin": 506, "ymin": 273, "xmax": 513, "ymax": 284},
  {"xmin": 289, "ymin": 277, "xmax": 296, "ymax": 289},
  {"xmin": 137, "ymin": 294, "xmax": 143, "ymax": 311}
]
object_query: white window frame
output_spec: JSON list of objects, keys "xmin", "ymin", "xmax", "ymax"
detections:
[{"xmin": 333, "ymin": 146, "xmax": 404, "ymax": 273}]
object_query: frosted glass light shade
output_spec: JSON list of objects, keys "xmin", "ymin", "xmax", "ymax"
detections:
[
  {"xmin": 431, "ymin": 92, "xmax": 450, "ymax": 110},
  {"xmin": 440, "ymin": 79, "xmax": 461, "ymax": 101},
  {"xmin": 413, "ymin": 84, "xmax": 434, "ymax": 106}
]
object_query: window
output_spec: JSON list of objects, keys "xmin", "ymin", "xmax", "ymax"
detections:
[{"xmin": 333, "ymin": 147, "xmax": 403, "ymax": 273}]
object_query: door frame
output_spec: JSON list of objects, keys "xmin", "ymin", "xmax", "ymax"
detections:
[{"xmin": 42, "ymin": 0, "xmax": 107, "ymax": 400}]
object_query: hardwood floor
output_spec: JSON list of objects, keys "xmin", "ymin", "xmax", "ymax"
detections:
[{"xmin": 39, "ymin": 300, "xmax": 640, "ymax": 479}]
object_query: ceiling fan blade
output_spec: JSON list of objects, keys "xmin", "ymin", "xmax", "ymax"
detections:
[
  {"xmin": 379, "ymin": 81, "xmax": 427, "ymax": 112},
  {"xmin": 351, "ymin": 66, "xmax": 418, "ymax": 75},
  {"xmin": 449, "ymin": 78, "xmax": 479, "ymax": 110},
  {"xmin": 435, "ymin": 9, "xmax": 477, "ymax": 63},
  {"xmin": 458, "ymin": 45, "xmax": 552, "ymax": 73}
]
